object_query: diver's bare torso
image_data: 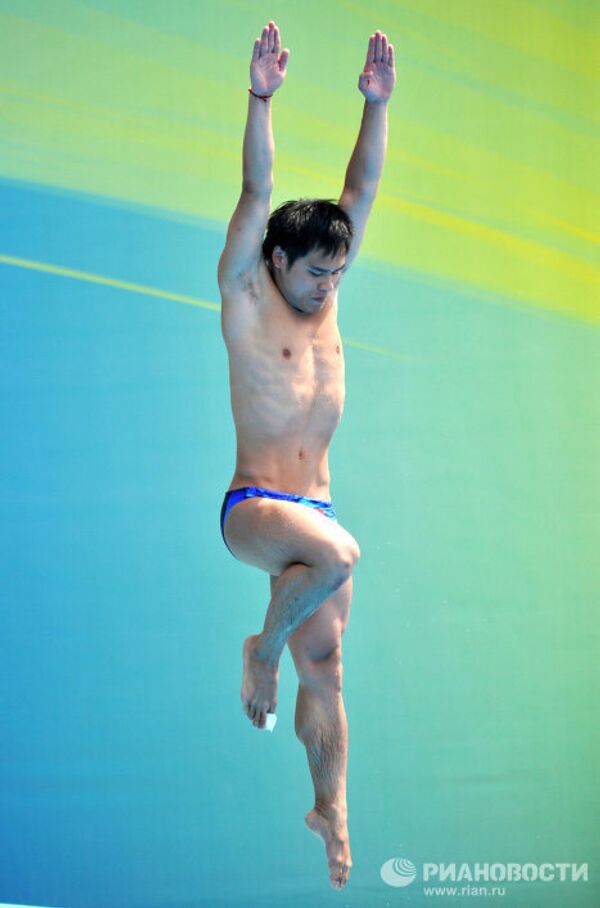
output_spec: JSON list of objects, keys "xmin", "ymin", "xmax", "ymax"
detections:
[{"xmin": 221, "ymin": 258, "xmax": 345, "ymax": 501}]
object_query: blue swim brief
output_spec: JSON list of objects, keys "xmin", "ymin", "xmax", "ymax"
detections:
[{"xmin": 220, "ymin": 485, "xmax": 338, "ymax": 560}]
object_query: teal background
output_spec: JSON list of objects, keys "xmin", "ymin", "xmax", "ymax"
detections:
[{"xmin": 1, "ymin": 1, "xmax": 599, "ymax": 906}]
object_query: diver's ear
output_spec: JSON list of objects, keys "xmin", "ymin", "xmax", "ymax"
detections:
[{"xmin": 272, "ymin": 246, "xmax": 287, "ymax": 269}]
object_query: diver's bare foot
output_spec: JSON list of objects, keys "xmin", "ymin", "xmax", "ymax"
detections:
[
  {"xmin": 305, "ymin": 804, "xmax": 352, "ymax": 889},
  {"xmin": 241, "ymin": 634, "xmax": 278, "ymax": 730}
]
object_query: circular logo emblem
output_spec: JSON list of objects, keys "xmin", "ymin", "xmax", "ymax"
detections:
[{"xmin": 380, "ymin": 856, "xmax": 417, "ymax": 887}]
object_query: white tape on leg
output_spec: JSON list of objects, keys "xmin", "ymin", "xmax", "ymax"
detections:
[{"xmin": 265, "ymin": 712, "xmax": 277, "ymax": 732}]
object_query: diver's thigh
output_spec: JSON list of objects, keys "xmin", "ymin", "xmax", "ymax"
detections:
[{"xmin": 224, "ymin": 498, "xmax": 359, "ymax": 576}]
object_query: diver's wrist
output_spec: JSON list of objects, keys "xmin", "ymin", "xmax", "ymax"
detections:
[{"xmin": 248, "ymin": 87, "xmax": 273, "ymax": 102}]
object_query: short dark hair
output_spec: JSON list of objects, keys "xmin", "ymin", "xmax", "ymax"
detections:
[{"xmin": 262, "ymin": 198, "xmax": 354, "ymax": 270}]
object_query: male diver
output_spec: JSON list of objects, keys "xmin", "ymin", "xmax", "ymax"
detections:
[{"xmin": 218, "ymin": 20, "xmax": 395, "ymax": 890}]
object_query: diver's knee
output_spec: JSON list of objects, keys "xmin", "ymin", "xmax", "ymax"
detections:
[
  {"xmin": 296, "ymin": 645, "xmax": 344, "ymax": 692},
  {"xmin": 323, "ymin": 538, "xmax": 360, "ymax": 590}
]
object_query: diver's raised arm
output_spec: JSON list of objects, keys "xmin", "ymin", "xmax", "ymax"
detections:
[
  {"xmin": 218, "ymin": 22, "xmax": 289, "ymax": 295},
  {"xmin": 243, "ymin": 20, "xmax": 290, "ymax": 194},
  {"xmin": 337, "ymin": 30, "xmax": 396, "ymax": 270}
]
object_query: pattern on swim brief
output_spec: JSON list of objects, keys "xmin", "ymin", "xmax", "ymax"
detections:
[{"xmin": 219, "ymin": 485, "xmax": 338, "ymax": 561}]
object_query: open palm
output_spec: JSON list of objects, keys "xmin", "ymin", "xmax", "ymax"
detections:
[
  {"xmin": 250, "ymin": 20, "xmax": 290, "ymax": 96},
  {"xmin": 358, "ymin": 30, "xmax": 396, "ymax": 102}
]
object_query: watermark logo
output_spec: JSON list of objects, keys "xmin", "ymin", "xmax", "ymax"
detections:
[
  {"xmin": 380, "ymin": 858, "xmax": 589, "ymax": 897},
  {"xmin": 380, "ymin": 857, "xmax": 417, "ymax": 887}
]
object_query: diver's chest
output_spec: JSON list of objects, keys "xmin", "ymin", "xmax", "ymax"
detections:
[{"xmin": 257, "ymin": 319, "xmax": 344, "ymax": 384}]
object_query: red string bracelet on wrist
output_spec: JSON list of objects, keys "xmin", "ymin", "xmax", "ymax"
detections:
[{"xmin": 248, "ymin": 87, "xmax": 272, "ymax": 101}]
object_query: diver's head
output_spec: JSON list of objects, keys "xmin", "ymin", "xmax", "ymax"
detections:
[{"xmin": 263, "ymin": 198, "xmax": 353, "ymax": 314}]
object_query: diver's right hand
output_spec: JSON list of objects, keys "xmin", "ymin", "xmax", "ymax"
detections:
[{"xmin": 249, "ymin": 20, "xmax": 290, "ymax": 96}]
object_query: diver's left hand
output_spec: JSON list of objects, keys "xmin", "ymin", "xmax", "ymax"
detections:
[{"xmin": 358, "ymin": 30, "xmax": 396, "ymax": 102}]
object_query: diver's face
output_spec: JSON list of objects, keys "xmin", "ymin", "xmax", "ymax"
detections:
[{"xmin": 270, "ymin": 246, "xmax": 347, "ymax": 314}]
